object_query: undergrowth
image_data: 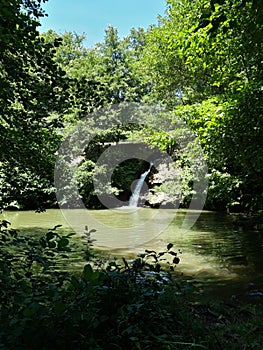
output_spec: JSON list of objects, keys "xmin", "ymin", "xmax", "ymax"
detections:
[{"xmin": 0, "ymin": 220, "xmax": 262, "ymax": 349}]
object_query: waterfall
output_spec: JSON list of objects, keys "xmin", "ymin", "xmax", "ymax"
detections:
[{"xmin": 129, "ymin": 164, "xmax": 152, "ymax": 207}]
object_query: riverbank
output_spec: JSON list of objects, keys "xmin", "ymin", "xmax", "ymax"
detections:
[{"xmin": 230, "ymin": 212, "xmax": 263, "ymax": 231}]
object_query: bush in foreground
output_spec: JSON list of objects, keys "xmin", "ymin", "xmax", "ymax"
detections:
[{"xmin": 0, "ymin": 220, "xmax": 262, "ymax": 349}]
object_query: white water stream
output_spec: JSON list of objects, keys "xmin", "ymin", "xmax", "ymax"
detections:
[{"xmin": 129, "ymin": 165, "xmax": 152, "ymax": 207}]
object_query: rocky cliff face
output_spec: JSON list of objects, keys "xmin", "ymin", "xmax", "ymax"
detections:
[{"xmin": 146, "ymin": 161, "xmax": 181, "ymax": 208}]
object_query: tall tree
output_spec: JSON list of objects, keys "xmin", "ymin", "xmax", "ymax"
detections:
[
  {"xmin": 88, "ymin": 25, "xmax": 150, "ymax": 104},
  {"xmin": 143, "ymin": 0, "xmax": 263, "ymax": 211},
  {"xmin": 41, "ymin": 27, "xmax": 151, "ymax": 208},
  {"xmin": 0, "ymin": 0, "xmax": 66, "ymax": 209}
]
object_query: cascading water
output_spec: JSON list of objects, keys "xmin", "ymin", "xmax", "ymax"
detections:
[{"xmin": 129, "ymin": 164, "xmax": 152, "ymax": 207}]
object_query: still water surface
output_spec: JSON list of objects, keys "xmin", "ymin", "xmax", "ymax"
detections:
[{"xmin": 1, "ymin": 208, "xmax": 263, "ymax": 298}]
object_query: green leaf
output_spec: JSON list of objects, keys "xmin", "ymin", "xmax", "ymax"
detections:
[
  {"xmin": 46, "ymin": 231, "xmax": 56, "ymax": 241},
  {"xmin": 168, "ymin": 251, "xmax": 177, "ymax": 256},
  {"xmin": 48, "ymin": 241, "xmax": 56, "ymax": 248},
  {"xmin": 88, "ymin": 229, "xmax": 97, "ymax": 234},
  {"xmin": 66, "ymin": 232, "xmax": 76, "ymax": 237},
  {"xmin": 0, "ymin": 220, "xmax": 11, "ymax": 228},
  {"xmin": 173, "ymin": 257, "xmax": 180, "ymax": 264},
  {"xmin": 167, "ymin": 243, "xmax": 173, "ymax": 251},
  {"xmin": 83, "ymin": 264, "xmax": 93, "ymax": 281},
  {"xmin": 145, "ymin": 250, "xmax": 156, "ymax": 254},
  {"xmin": 23, "ymin": 304, "xmax": 39, "ymax": 317},
  {"xmin": 51, "ymin": 225, "xmax": 63, "ymax": 230},
  {"xmin": 39, "ymin": 237, "xmax": 47, "ymax": 248},
  {"xmin": 54, "ymin": 301, "xmax": 65, "ymax": 315},
  {"xmin": 70, "ymin": 276, "xmax": 81, "ymax": 289},
  {"xmin": 57, "ymin": 237, "xmax": 69, "ymax": 249}
]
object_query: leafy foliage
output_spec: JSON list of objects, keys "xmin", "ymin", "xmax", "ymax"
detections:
[
  {"xmin": 142, "ymin": 0, "xmax": 263, "ymax": 212},
  {"xmin": 0, "ymin": 0, "xmax": 67, "ymax": 209},
  {"xmin": 1, "ymin": 0, "xmax": 262, "ymax": 212},
  {"xmin": 1, "ymin": 221, "xmax": 262, "ymax": 349}
]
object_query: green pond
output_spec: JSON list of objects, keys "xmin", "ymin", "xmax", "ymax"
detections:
[{"xmin": 1, "ymin": 208, "xmax": 263, "ymax": 300}]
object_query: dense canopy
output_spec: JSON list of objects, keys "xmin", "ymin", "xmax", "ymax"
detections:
[{"xmin": 0, "ymin": 0, "xmax": 262, "ymax": 213}]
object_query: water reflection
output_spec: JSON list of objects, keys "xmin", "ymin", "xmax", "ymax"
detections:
[{"xmin": 1, "ymin": 209, "xmax": 262, "ymax": 288}]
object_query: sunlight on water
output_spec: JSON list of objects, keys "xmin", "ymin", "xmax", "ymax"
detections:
[{"xmin": 1, "ymin": 209, "xmax": 262, "ymax": 284}]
